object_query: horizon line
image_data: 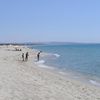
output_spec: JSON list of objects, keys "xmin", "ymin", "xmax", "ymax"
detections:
[{"xmin": 0, "ymin": 41, "xmax": 100, "ymax": 45}]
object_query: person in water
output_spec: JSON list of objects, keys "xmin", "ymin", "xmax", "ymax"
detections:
[{"xmin": 37, "ymin": 51, "xmax": 42, "ymax": 61}]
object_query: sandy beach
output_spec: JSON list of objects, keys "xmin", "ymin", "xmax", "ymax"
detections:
[{"xmin": 0, "ymin": 45, "xmax": 100, "ymax": 100}]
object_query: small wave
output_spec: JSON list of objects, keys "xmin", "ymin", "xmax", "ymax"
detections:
[
  {"xmin": 89, "ymin": 80, "xmax": 100, "ymax": 86},
  {"xmin": 53, "ymin": 53, "xmax": 60, "ymax": 57},
  {"xmin": 36, "ymin": 60, "xmax": 45, "ymax": 64},
  {"xmin": 38, "ymin": 64, "xmax": 54, "ymax": 69},
  {"xmin": 35, "ymin": 60, "xmax": 54, "ymax": 69},
  {"xmin": 73, "ymin": 76, "xmax": 79, "ymax": 79},
  {"xmin": 59, "ymin": 71, "xmax": 66, "ymax": 75}
]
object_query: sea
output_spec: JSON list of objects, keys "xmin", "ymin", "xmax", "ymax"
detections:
[{"xmin": 29, "ymin": 43, "xmax": 100, "ymax": 87}]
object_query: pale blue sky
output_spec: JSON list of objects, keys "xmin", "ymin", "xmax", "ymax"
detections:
[{"xmin": 0, "ymin": 0, "xmax": 100, "ymax": 43}]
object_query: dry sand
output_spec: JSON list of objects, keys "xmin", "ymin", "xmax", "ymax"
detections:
[{"xmin": 0, "ymin": 45, "xmax": 100, "ymax": 100}]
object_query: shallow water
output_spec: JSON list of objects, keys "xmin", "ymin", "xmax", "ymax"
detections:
[{"xmin": 29, "ymin": 44, "xmax": 100, "ymax": 86}]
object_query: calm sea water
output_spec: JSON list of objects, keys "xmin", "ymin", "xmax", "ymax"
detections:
[{"xmin": 30, "ymin": 44, "xmax": 100, "ymax": 86}]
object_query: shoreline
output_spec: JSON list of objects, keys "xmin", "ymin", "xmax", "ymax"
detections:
[
  {"xmin": 29, "ymin": 45, "xmax": 100, "ymax": 87},
  {"xmin": 0, "ymin": 45, "xmax": 100, "ymax": 100},
  {"xmin": 35, "ymin": 59, "xmax": 100, "ymax": 87}
]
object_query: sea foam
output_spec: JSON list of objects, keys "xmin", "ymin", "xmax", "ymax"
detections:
[
  {"xmin": 89, "ymin": 80, "xmax": 100, "ymax": 86},
  {"xmin": 35, "ymin": 60, "xmax": 54, "ymax": 69},
  {"xmin": 53, "ymin": 53, "xmax": 60, "ymax": 57},
  {"xmin": 36, "ymin": 60, "xmax": 45, "ymax": 64}
]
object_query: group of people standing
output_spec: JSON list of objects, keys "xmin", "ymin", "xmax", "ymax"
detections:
[
  {"xmin": 22, "ymin": 51, "xmax": 42, "ymax": 62},
  {"xmin": 22, "ymin": 52, "xmax": 29, "ymax": 61}
]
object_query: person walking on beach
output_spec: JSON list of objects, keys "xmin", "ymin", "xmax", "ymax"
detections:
[
  {"xmin": 25, "ymin": 52, "xmax": 29, "ymax": 61},
  {"xmin": 37, "ymin": 51, "xmax": 42, "ymax": 61},
  {"xmin": 22, "ymin": 53, "xmax": 24, "ymax": 61}
]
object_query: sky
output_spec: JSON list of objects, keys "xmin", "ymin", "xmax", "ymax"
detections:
[{"xmin": 0, "ymin": 0, "xmax": 100, "ymax": 43}]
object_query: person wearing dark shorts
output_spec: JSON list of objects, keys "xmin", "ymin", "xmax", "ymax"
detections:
[{"xmin": 37, "ymin": 51, "xmax": 42, "ymax": 61}]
